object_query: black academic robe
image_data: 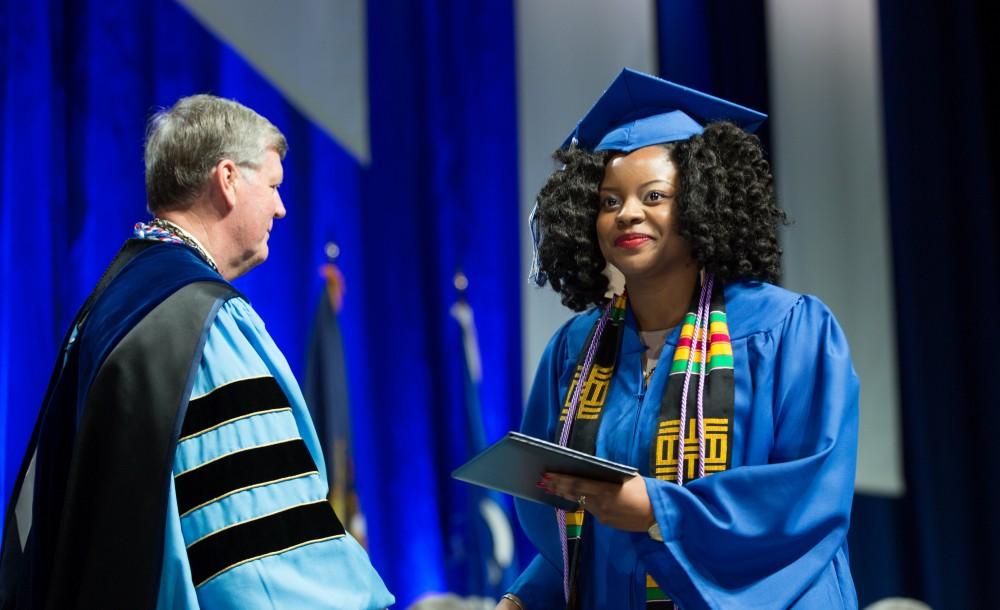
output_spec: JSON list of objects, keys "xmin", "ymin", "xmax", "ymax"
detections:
[{"xmin": 0, "ymin": 240, "xmax": 236, "ymax": 609}]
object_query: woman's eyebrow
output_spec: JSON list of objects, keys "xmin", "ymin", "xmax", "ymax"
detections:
[
  {"xmin": 599, "ymin": 179, "xmax": 674, "ymax": 191},
  {"xmin": 638, "ymin": 179, "xmax": 674, "ymax": 189}
]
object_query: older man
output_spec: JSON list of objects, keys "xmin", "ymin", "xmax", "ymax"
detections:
[{"xmin": 0, "ymin": 95, "xmax": 393, "ymax": 609}]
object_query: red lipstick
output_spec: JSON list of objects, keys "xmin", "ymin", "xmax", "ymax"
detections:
[{"xmin": 614, "ymin": 233, "xmax": 652, "ymax": 249}]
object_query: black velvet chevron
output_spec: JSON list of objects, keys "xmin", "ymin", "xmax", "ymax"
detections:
[
  {"xmin": 186, "ymin": 500, "xmax": 345, "ymax": 587},
  {"xmin": 174, "ymin": 439, "xmax": 317, "ymax": 516},
  {"xmin": 180, "ymin": 376, "xmax": 289, "ymax": 441}
]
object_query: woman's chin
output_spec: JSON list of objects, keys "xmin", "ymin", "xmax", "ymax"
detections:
[{"xmin": 608, "ymin": 258, "xmax": 657, "ymax": 281}]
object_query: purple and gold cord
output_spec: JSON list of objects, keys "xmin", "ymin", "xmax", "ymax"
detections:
[
  {"xmin": 676, "ymin": 275, "xmax": 714, "ymax": 485},
  {"xmin": 695, "ymin": 274, "xmax": 714, "ymax": 479},
  {"xmin": 556, "ymin": 298, "xmax": 612, "ymax": 602}
]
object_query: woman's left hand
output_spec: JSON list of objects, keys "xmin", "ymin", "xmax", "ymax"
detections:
[{"xmin": 540, "ymin": 473, "xmax": 656, "ymax": 532}]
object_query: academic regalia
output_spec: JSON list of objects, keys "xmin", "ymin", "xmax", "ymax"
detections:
[
  {"xmin": 509, "ymin": 281, "xmax": 859, "ymax": 609},
  {"xmin": 157, "ymin": 289, "xmax": 393, "ymax": 609},
  {"xmin": 0, "ymin": 239, "xmax": 392, "ymax": 609},
  {"xmin": 516, "ymin": 67, "xmax": 859, "ymax": 610}
]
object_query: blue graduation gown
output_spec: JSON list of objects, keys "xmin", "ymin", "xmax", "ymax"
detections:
[{"xmin": 509, "ymin": 281, "xmax": 859, "ymax": 609}]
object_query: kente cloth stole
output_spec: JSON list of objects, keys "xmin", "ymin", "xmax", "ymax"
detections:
[{"xmin": 555, "ymin": 280, "xmax": 734, "ymax": 610}]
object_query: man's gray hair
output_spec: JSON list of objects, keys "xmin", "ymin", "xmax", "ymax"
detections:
[{"xmin": 144, "ymin": 94, "xmax": 287, "ymax": 213}]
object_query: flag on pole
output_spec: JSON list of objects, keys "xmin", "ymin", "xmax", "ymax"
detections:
[
  {"xmin": 450, "ymin": 271, "xmax": 518, "ymax": 597},
  {"xmin": 303, "ymin": 256, "xmax": 366, "ymax": 546}
]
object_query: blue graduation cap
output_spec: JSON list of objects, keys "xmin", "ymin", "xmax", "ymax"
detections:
[{"xmin": 563, "ymin": 68, "xmax": 767, "ymax": 152}]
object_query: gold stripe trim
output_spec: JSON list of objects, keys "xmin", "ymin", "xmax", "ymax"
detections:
[
  {"xmin": 195, "ymin": 534, "xmax": 344, "ymax": 588},
  {"xmin": 186, "ymin": 499, "xmax": 328, "ymax": 548},
  {"xmin": 565, "ymin": 510, "xmax": 585, "ymax": 526},
  {"xmin": 178, "ymin": 407, "xmax": 293, "ymax": 443},
  {"xmin": 175, "ymin": 437, "xmax": 300, "ymax": 477},
  {"xmin": 178, "ymin": 471, "xmax": 318, "ymax": 518}
]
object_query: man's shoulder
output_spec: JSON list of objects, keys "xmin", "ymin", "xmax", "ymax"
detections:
[
  {"xmin": 96, "ymin": 241, "xmax": 235, "ymax": 318},
  {"xmin": 77, "ymin": 243, "xmax": 236, "ymax": 374}
]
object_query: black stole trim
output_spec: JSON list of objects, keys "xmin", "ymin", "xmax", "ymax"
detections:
[
  {"xmin": 45, "ymin": 281, "xmax": 235, "ymax": 609},
  {"xmin": 651, "ymin": 284, "xmax": 735, "ymax": 484},
  {"xmin": 556, "ymin": 311, "xmax": 626, "ymax": 455},
  {"xmin": 0, "ymin": 242, "xmax": 237, "ymax": 610},
  {"xmin": 0, "ymin": 241, "xmax": 161, "ymax": 606}
]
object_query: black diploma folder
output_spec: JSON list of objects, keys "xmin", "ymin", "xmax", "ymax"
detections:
[{"xmin": 451, "ymin": 431, "xmax": 639, "ymax": 510}]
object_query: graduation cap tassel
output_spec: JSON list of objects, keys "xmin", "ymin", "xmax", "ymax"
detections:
[{"xmin": 528, "ymin": 201, "xmax": 547, "ymax": 287}]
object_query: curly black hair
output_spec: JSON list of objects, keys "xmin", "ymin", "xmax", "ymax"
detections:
[{"xmin": 535, "ymin": 121, "xmax": 786, "ymax": 311}]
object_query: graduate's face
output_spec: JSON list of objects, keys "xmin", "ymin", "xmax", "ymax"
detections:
[
  {"xmin": 596, "ymin": 145, "xmax": 694, "ymax": 283},
  {"xmin": 229, "ymin": 148, "xmax": 285, "ymax": 274}
]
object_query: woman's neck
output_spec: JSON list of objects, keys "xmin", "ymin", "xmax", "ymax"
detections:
[{"xmin": 626, "ymin": 264, "xmax": 699, "ymax": 331}]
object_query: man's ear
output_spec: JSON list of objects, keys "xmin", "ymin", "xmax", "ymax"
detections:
[{"xmin": 212, "ymin": 159, "xmax": 240, "ymax": 211}]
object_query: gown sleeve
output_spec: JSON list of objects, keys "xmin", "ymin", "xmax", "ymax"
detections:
[
  {"xmin": 508, "ymin": 554, "xmax": 566, "ymax": 609},
  {"xmin": 156, "ymin": 298, "xmax": 393, "ymax": 610},
  {"xmin": 507, "ymin": 319, "xmax": 577, "ymax": 609},
  {"xmin": 636, "ymin": 295, "xmax": 859, "ymax": 609}
]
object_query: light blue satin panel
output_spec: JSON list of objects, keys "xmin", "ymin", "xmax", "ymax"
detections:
[
  {"xmin": 157, "ymin": 299, "xmax": 393, "ymax": 610},
  {"xmin": 172, "ymin": 411, "xmax": 300, "ymax": 476},
  {"xmin": 510, "ymin": 282, "xmax": 858, "ymax": 610},
  {"xmin": 156, "ymin": 482, "xmax": 202, "ymax": 610},
  {"xmin": 180, "ymin": 475, "xmax": 324, "ymax": 545},
  {"xmin": 196, "ymin": 534, "xmax": 395, "ymax": 610},
  {"xmin": 223, "ymin": 298, "xmax": 330, "ymax": 482}
]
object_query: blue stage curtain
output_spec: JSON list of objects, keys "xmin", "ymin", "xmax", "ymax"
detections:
[
  {"xmin": 655, "ymin": 3, "xmax": 925, "ymax": 606},
  {"xmin": 362, "ymin": 1, "xmax": 522, "ymax": 603},
  {"xmin": 657, "ymin": 1, "xmax": 1000, "ymax": 607},
  {"xmin": 0, "ymin": 0, "xmax": 355, "ymax": 511},
  {"xmin": 871, "ymin": 1, "xmax": 1000, "ymax": 607},
  {"xmin": 655, "ymin": 0, "xmax": 772, "ymax": 150},
  {"xmin": 0, "ymin": 0, "xmax": 522, "ymax": 606}
]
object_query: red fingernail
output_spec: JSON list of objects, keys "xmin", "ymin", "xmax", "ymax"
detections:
[{"xmin": 541, "ymin": 474, "xmax": 552, "ymax": 480}]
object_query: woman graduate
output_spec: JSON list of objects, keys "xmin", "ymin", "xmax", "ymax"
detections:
[{"xmin": 499, "ymin": 69, "xmax": 859, "ymax": 610}]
